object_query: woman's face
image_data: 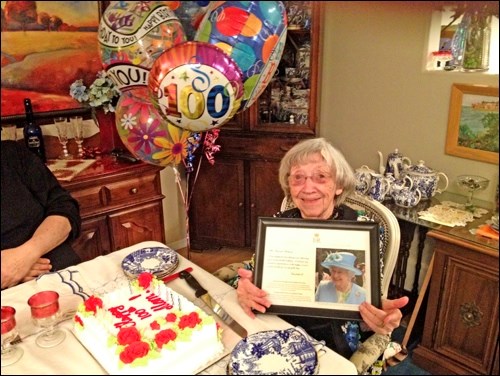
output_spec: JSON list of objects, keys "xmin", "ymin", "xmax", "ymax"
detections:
[
  {"xmin": 289, "ymin": 153, "xmax": 343, "ymax": 219},
  {"xmin": 329, "ymin": 266, "xmax": 352, "ymax": 290}
]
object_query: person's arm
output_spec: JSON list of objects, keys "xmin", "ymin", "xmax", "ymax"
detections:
[{"xmin": 1, "ymin": 215, "xmax": 72, "ymax": 289}]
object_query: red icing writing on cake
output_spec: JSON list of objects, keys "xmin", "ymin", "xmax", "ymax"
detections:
[{"xmin": 109, "ymin": 290, "xmax": 173, "ymax": 329}]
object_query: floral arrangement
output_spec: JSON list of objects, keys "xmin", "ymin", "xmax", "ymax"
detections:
[{"xmin": 69, "ymin": 71, "xmax": 121, "ymax": 114}]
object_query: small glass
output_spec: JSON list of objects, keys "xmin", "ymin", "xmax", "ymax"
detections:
[
  {"xmin": 54, "ymin": 117, "xmax": 71, "ymax": 160},
  {"xmin": 1, "ymin": 306, "xmax": 24, "ymax": 367},
  {"xmin": 70, "ymin": 116, "xmax": 85, "ymax": 159},
  {"xmin": 456, "ymin": 175, "xmax": 490, "ymax": 212},
  {"xmin": 28, "ymin": 291, "xmax": 66, "ymax": 348}
]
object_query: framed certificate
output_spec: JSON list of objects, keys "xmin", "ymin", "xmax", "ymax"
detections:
[{"xmin": 253, "ymin": 217, "xmax": 381, "ymax": 320}]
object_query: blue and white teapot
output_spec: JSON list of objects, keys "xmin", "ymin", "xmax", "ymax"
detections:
[
  {"xmin": 402, "ymin": 160, "xmax": 449, "ymax": 201},
  {"xmin": 391, "ymin": 186, "xmax": 422, "ymax": 208}
]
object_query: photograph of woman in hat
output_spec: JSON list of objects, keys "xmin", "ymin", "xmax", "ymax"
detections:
[{"xmin": 315, "ymin": 251, "xmax": 366, "ymax": 304}]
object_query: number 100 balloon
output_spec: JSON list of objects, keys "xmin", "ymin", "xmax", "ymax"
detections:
[{"xmin": 148, "ymin": 41, "xmax": 244, "ymax": 132}]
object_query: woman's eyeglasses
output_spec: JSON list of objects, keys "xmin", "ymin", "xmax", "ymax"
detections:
[{"xmin": 288, "ymin": 172, "xmax": 332, "ymax": 186}]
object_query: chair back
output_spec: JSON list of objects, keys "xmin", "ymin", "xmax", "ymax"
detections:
[{"xmin": 280, "ymin": 194, "xmax": 400, "ymax": 298}]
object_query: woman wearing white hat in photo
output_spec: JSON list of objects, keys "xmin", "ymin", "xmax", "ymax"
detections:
[{"xmin": 316, "ymin": 251, "xmax": 366, "ymax": 304}]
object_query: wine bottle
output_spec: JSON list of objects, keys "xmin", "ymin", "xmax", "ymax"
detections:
[{"xmin": 22, "ymin": 98, "xmax": 46, "ymax": 163}]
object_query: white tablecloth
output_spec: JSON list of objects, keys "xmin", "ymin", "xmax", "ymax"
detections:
[{"xmin": 1, "ymin": 241, "xmax": 357, "ymax": 375}]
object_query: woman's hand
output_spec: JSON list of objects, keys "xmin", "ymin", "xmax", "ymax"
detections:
[
  {"xmin": 1, "ymin": 247, "xmax": 52, "ymax": 289},
  {"xmin": 359, "ymin": 296, "xmax": 409, "ymax": 335},
  {"xmin": 236, "ymin": 268, "xmax": 271, "ymax": 319}
]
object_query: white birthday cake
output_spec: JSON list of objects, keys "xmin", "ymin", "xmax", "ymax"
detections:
[{"xmin": 73, "ymin": 272, "xmax": 224, "ymax": 374}]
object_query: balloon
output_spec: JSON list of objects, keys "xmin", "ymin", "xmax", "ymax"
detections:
[
  {"xmin": 115, "ymin": 87, "xmax": 199, "ymax": 167},
  {"xmin": 148, "ymin": 41, "xmax": 244, "ymax": 132},
  {"xmin": 98, "ymin": 1, "xmax": 186, "ymax": 92},
  {"xmin": 195, "ymin": 1, "xmax": 287, "ymax": 111}
]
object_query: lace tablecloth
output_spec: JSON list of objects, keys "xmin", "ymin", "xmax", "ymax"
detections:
[{"xmin": 417, "ymin": 201, "xmax": 488, "ymax": 227}]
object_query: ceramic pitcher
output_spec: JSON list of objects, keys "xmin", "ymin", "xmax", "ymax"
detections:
[
  {"xmin": 402, "ymin": 160, "xmax": 449, "ymax": 200},
  {"xmin": 354, "ymin": 165, "xmax": 376, "ymax": 195},
  {"xmin": 367, "ymin": 173, "xmax": 391, "ymax": 202}
]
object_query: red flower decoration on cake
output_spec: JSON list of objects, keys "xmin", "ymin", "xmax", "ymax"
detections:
[
  {"xmin": 150, "ymin": 320, "xmax": 160, "ymax": 330},
  {"xmin": 84, "ymin": 296, "xmax": 103, "ymax": 313},
  {"xmin": 119, "ymin": 341, "xmax": 150, "ymax": 364},
  {"xmin": 166, "ymin": 312, "xmax": 177, "ymax": 322},
  {"xmin": 137, "ymin": 272, "xmax": 154, "ymax": 289},
  {"xmin": 74, "ymin": 315, "xmax": 84, "ymax": 327},
  {"xmin": 154, "ymin": 328, "xmax": 177, "ymax": 348},
  {"xmin": 117, "ymin": 326, "xmax": 142, "ymax": 345},
  {"xmin": 178, "ymin": 312, "xmax": 201, "ymax": 329}
]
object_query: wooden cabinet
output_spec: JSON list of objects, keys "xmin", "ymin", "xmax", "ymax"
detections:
[
  {"xmin": 62, "ymin": 157, "xmax": 165, "ymax": 262},
  {"xmin": 189, "ymin": 1, "xmax": 322, "ymax": 249},
  {"xmin": 413, "ymin": 230, "xmax": 499, "ymax": 375}
]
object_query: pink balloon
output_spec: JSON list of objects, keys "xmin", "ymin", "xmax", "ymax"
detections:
[
  {"xmin": 148, "ymin": 41, "xmax": 244, "ymax": 132},
  {"xmin": 115, "ymin": 87, "xmax": 198, "ymax": 167}
]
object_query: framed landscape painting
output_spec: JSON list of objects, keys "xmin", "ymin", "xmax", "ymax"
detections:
[
  {"xmin": 445, "ymin": 83, "xmax": 499, "ymax": 164},
  {"xmin": 0, "ymin": 1, "xmax": 104, "ymax": 122}
]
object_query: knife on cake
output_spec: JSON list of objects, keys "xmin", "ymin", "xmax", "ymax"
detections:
[{"xmin": 179, "ymin": 270, "xmax": 247, "ymax": 338}]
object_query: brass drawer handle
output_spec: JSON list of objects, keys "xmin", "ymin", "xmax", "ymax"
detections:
[{"xmin": 130, "ymin": 188, "xmax": 138, "ymax": 194}]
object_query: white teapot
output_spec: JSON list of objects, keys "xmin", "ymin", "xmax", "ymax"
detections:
[
  {"xmin": 385, "ymin": 148, "xmax": 412, "ymax": 179},
  {"xmin": 402, "ymin": 160, "xmax": 449, "ymax": 200},
  {"xmin": 392, "ymin": 186, "xmax": 422, "ymax": 208}
]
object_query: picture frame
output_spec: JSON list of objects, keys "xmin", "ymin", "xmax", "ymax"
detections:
[
  {"xmin": 0, "ymin": 1, "xmax": 107, "ymax": 124},
  {"xmin": 253, "ymin": 217, "xmax": 381, "ymax": 321},
  {"xmin": 445, "ymin": 83, "xmax": 499, "ymax": 164}
]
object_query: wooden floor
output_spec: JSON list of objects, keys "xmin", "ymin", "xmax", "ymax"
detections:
[{"xmin": 176, "ymin": 246, "xmax": 254, "ymax": 274}]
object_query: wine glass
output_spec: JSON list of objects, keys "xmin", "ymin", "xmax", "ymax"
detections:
[
  {"xmin": 27, "ymin": 291, "xmax": 66, "ymax": 348},
  {"xmin": 456, "ymin": 175, "xmax": 490, "ymax": 211},
  {"xmin": 54, "ymin": 117, "xmax": 71, "ymax": 159},
  {"xmin": 70, "ymin": 116, "xmax": 85, "ymax": 159},
  {"xmin": 1, "ymin": 306, "xmax": 24, "ymax": 367}
]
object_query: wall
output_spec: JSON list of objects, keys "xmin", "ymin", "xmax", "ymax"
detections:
[
  {"xmin": 161, "ymin": 2, "xmax": 499, "ymax": 292},
  {"xmin": 319, "ymin": 1, "xmax": 499, "ymax": 291}
]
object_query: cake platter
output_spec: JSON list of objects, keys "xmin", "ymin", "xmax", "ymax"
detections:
[{"xmin": 121, "ymin": 246, "xmax": 179, "ymax": 279}]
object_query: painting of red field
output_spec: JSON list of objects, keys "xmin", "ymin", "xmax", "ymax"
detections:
[{"xmin": 1, "ymin": 1, "xmax": 102, "ymax": 118}]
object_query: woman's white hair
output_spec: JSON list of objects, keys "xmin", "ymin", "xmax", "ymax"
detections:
[{"xmin": 278, "ymin": 138, "xmax": 356, "ymax": 206}]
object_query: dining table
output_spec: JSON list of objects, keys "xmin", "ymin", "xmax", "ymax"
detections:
[{"xmin": 1, "ymin": 240, "xmax": 357, "ymax": 375}]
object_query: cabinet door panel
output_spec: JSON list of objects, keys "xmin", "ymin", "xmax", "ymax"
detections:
[
  {"xmin": 108, "ymin": 202, "xmax": 164, "ymax": 251},
  {"xmin": 433, "ymin": 253, "xmax": 499, "ymax": 373},
  {"xmin": 189, "ymin": 158, "xmax": 245, "ymax": 248},
  {"xmin": 249, "ymin": 160, "xmax": 283, "ymax": 247},
  {"xmin": 72, "ymin": 216, "xmax": 110, "ymax": 262}
]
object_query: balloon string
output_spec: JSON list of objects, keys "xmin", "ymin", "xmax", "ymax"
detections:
[{"xmin": 173, "ymin": 166, "xmax": 192, "ymax": 260}]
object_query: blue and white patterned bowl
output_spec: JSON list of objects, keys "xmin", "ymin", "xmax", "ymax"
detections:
[
  {"xmin": 121, "ymin": 247, "xmax": 179, "ymax": 279},
  {"xmin": 228, "ymin": 328, "xmax": 318, "ymax": 375}
]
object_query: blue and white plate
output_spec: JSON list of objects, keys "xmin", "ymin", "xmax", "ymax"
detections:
[
  {"xmin": 121, "ymin": 247, "xmax": 179, "ymax": 279},
  {"xmin": 228, "ymin": 328, "xmax": 318, "ymax": 375}
]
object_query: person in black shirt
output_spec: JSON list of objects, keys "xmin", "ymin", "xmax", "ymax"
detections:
[
  {"xmin": 235, "ymin": 138, "xmax": 409, "ymax": 357},
  {"xmin": 1, "ymin": 140, "xmax": 81, "ymax": 289}
]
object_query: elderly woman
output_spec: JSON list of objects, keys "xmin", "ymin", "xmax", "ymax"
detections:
[
  {"xmin": 316, "ymin": 251, "xmax": 366, "ymax": 304},
  {"xmin": 236, "ymin": 137, "xmax": 409, "ymax": 358}
]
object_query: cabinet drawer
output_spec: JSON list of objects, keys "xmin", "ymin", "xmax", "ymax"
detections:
[
  {"xmin": 70, "ymin": 186, "xmax": 105, "ymax": 217},
  {"xmin": 102, "ymin": 174, "xmax": 160, "ymax": 207}
]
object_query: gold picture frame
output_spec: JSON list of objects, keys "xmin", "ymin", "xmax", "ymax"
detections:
[{"xmin": 445, "ymin": 83, "xmax": 499, "ymax": 164}]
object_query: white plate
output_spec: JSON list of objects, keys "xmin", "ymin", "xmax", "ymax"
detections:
[
  {"xmin": 227, "ymin": 328, "xmax": 318, "ymax": 375},
  {"xmin": 121, "ymin": 247, "xmax": 179, "ymax": 278}
]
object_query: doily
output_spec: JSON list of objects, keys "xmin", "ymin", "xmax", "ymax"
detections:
[{"xmin": 418, "ymin": 201, "xmax": 487, "ymax": 227}]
